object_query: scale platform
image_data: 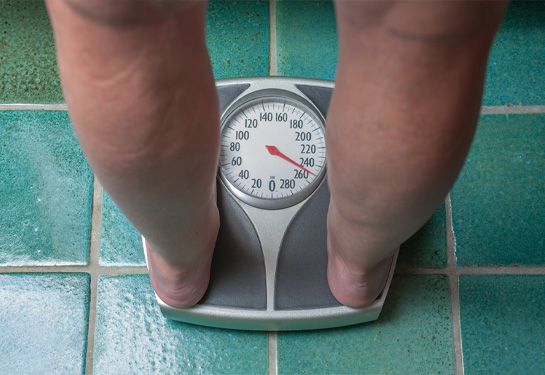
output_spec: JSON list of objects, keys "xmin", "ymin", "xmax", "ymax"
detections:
[{"xmin": 144, "ymin": 77, "xmax": 398, "ymax": 331}]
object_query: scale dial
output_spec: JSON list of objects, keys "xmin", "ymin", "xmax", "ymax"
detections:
[{"xmin": 220, "ymin": 93, "xmax": 326, "ymax": 209}]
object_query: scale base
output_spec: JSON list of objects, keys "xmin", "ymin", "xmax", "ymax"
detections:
[{"xmin": 143, "ymin": 77, "xmax": 398, "ymax": 331}]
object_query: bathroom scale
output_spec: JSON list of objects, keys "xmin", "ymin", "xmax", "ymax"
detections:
[{"xmin": 144, "ymin": 77, "xmax": 398, "ymax": 331}]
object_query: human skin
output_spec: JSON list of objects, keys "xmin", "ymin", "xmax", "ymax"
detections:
[
  {"xmin": 326, "ymin": 0, "xmax": 508, "ymax": 306},
  {"xmin": 45, "ymin": 0, "xmax": 508, "ymax": 308},
  {"xmin": 45, "ymin": 0, "xmax": 219, "ymax": 307}
]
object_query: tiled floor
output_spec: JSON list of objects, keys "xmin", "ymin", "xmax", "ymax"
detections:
[{"xmin": 1, "ymin": 1, "xmax": 544, "ymax": 374}]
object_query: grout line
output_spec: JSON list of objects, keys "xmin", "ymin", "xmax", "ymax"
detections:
[
  {"xmin": 89, "ymin": 177, "xmax": 103, "ymax": 269},
  {"xmin": 450, "ymin": 275, "xmax": 464, "ymax": 375},
  {"xmin": 0, "ymin": 266, "xmax": 94, "ymax": 273},
  {"xmin": 0, "ymin": 265, "xmax": 148, "ymax": 274},
  {"xmin": 481, "ymin": 105, "xmax": 545, "ymax": 114},
  {"xmin": 268, "ymin": 331, "xmax": 278, "ymax": 375},
  {"xmin": 85, "ymin": 272, "xmax": 98, "ymax": 375},
  {"xmin": 2, "ymin": 264, "xmax": 543, "ymax": 275},
  {"xmin": 85, "ymin": 176, "xmax": 104, "ymax": 375},
  {"xmin": 445, "ymin": 194, "xmax": 457, "ymax": 270},
  {"xmin": 2, "ymin": 104, "xmax": 545, "ymax": 114},
  {"xmin": 269, "ymin": 0, "xmax": 278, "ymax": 76},
  {"xmin": 446, "ymin": 194, "xmax": 464, "ymax": 375},
  {"xmin": 395, "ymin": 267, "xmax": 449, "ymax": 275},
  {"xmin": 0, "ymin": 103, "xmax": 68, "ymax": 111},
  {"xmin": 455, "ymin": 267, "xmax": 545, "ymax": 275},
  {"xmin": 1, "ymin": 264, "xmax": 542, "ymax": 275},
  {"xmin": 394, "ymin": 266, "xmax": 545, "ymax": 275},
  {"xmin": 96, "ymin": 266, "xmax": 149, "ymax": 275}
]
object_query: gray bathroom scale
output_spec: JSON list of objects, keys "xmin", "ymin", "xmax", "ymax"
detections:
[{"xmin": 144, "ymin": 77, "xmax": 398, "ymax": 331}]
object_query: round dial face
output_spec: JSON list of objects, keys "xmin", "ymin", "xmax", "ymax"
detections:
[{"xmin": 220, "ymin": 94, "xmax": 326, "ymax": 209}]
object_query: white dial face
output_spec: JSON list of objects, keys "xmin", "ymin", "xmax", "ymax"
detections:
[{"xmin": 220, "ymin": 95, "xmax": 326, "ymax": 209}]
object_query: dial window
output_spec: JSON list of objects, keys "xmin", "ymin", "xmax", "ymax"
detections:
[{"xmin": 220, "ymin": 95, "xmax": 326, "ymax": 209}]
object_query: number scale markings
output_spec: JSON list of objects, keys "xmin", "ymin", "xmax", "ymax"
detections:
[{"xmin": 220, "ymin": 95, "xmax": 326, "ymax": 209}]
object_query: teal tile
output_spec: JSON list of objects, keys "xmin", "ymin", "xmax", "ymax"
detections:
[
  {"xmin": 277, "ymin": 275, "xmax": 454, "ymax": 374},
  {"xmin": 0, "ymin": 0, "xmax": 63, "ymax": 103},
  {"xmin": 0, "ymin": 111, "xmax": 93, "ymax": 266},
  {"xmin": 398, "ymin": 202, "xmax": 447, "ymax": 268},
  {"xmin": 275, "ymin": 1, "xmax": 545, "ymax": 105},
  {"xmin": 0, "ymin": 0, "xmax": 268, "ymax": 104},
  {"xmin": 99, "ymin": 193, "xmax": 144, "ymax": 266},
  {"xmin": 0, "ymin": 273, "xmax": 90, "ymax": 375},
  {"xmin": 94, "ymin": 275, "xmax": 269, "ymax": 375},
  {"xmin": 207, "ymin": 0, "xmax": 269, "ymax": 79},
  {"xmin": 483, "ymin": 1, "xmax": 545, "ymax": 106},
  {"xmin": 276, "ymin": 0, "xmax": 337, "ymax": 79},
  {"xmin": 451, "ymin": 114, "xmax": 545, "ymax": 266},
  {"xmin": 459, "ymin": 275, "xmax": 545, "ymax": 374}
]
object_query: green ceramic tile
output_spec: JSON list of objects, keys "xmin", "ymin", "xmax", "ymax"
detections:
[
  {"xmin": 0, "ymin": 0, "xmax": 63, "ymax": 103},
  {"xmin": 451, "ymin": 114, "xmax": 545, "ymax": 266},
  {"xmin": 93, "ymin": 275, "xmax": 268, "ymax": 375},
  {"xmin": 275, "ymin": 1, "xmax": 545, "ymax": 105},
  {"xmin": 277, "ymin": 275, "xmax": 454, "ymax": 374},
  {"xmin": 483, "ymin": 1, "xmax": 545, "ymax": 106},
  {"xmin": 459, "ymin": 275, "xmax": 545, "ymax": 374},
  {"xmin": 398, "ymin": 202, "xmax": 447, "ymax": 268},
  {"xmin": 0, "ymin": 0, "xmax": 268, "ymax": 104},
  {"xmin": 0, "ymin": 273, "xmax": 90, "ymax": 375},
  {"xmin": 207, "ymin": 0, "xmax": 269, "ymax": 79},
  {"xmin": 99, "ymin": 192, "xmax": 144, "ymax": 266},
  {"xmin": 0, "ymin": 111, "xmax": 93, "ymax": 266},
  {"xmin": 276, "ymin": 0, "xmax": 337, "ymax": 79}
]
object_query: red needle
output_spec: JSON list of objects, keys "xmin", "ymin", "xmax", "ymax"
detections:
[{"xmin": 265, "ymin": 145, "xmax": 316, "ymax": 176}]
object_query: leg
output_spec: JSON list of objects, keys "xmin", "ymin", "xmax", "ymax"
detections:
[
  {"xmin": 328, "ymin": 0, "xmax": 508, "ymax": 307},
  {"xmin": 45, "ymin": 0, "xmax": 219, "ymax": 307}
]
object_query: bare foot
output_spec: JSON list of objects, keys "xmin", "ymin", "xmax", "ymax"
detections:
[
  {"xmin": 327, "ymin": 244, "xmax": 395, "ymax": 308},
  {"xmin": 144, "ymin": 235, "xmax": 217, "ymax": 308},
  {"xmin": 326, "ymin": 203, "xmax": 396, "ymax": 308},
  {"xmin": 142, "ymin": 200, "xmax": 219, "ymax": 309}
]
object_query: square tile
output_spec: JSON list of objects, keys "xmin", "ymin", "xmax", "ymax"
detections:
[
  {"xmin": 275, "ymin": 1, "xmax": 545, "ymax": 106},
  {"xmin": 276, "ymin": 0, "xmax": 338, "ymax": 79},
  {"xmin": 459, "ymin": 275, "xmax": 545, "ymax": 374},
  {"xmin": 0, "ymin": 0, "xmax": 269, "ymax": 105},
  {"xmin": 99, "ymin": 192, "xmax": 144, "ymax": 267},
  {"xmin": 483, "ymin": 1, "xmax": 545, "ymax": 106},
  {"xmin": 93, "ymin": 275, "xmax": 269, "ymax": 375},
  {"xmin": 451, "ymin": 114, "xmax": 545, "ymax": 266},
  {"xmin": 277, "ymin": 275, "xmax": 454, "ymax": 374},
  {"xmin": 207, "ymin": 0, "xmax": 270, "ymax": 79},
  {"xmin": 0, "ymin": 273, "xmax": 90, "ymax": 375},
  {"xmin": 398, "ymin": 202, "xmax": 447, "ymax": 268},
  {"xmin": 0, "ymin": 111, "xmax": 94, "ymax": 266},
  {"xmin": 0, "ymin": 0, "xmax": 63, "ymax": 104}
]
